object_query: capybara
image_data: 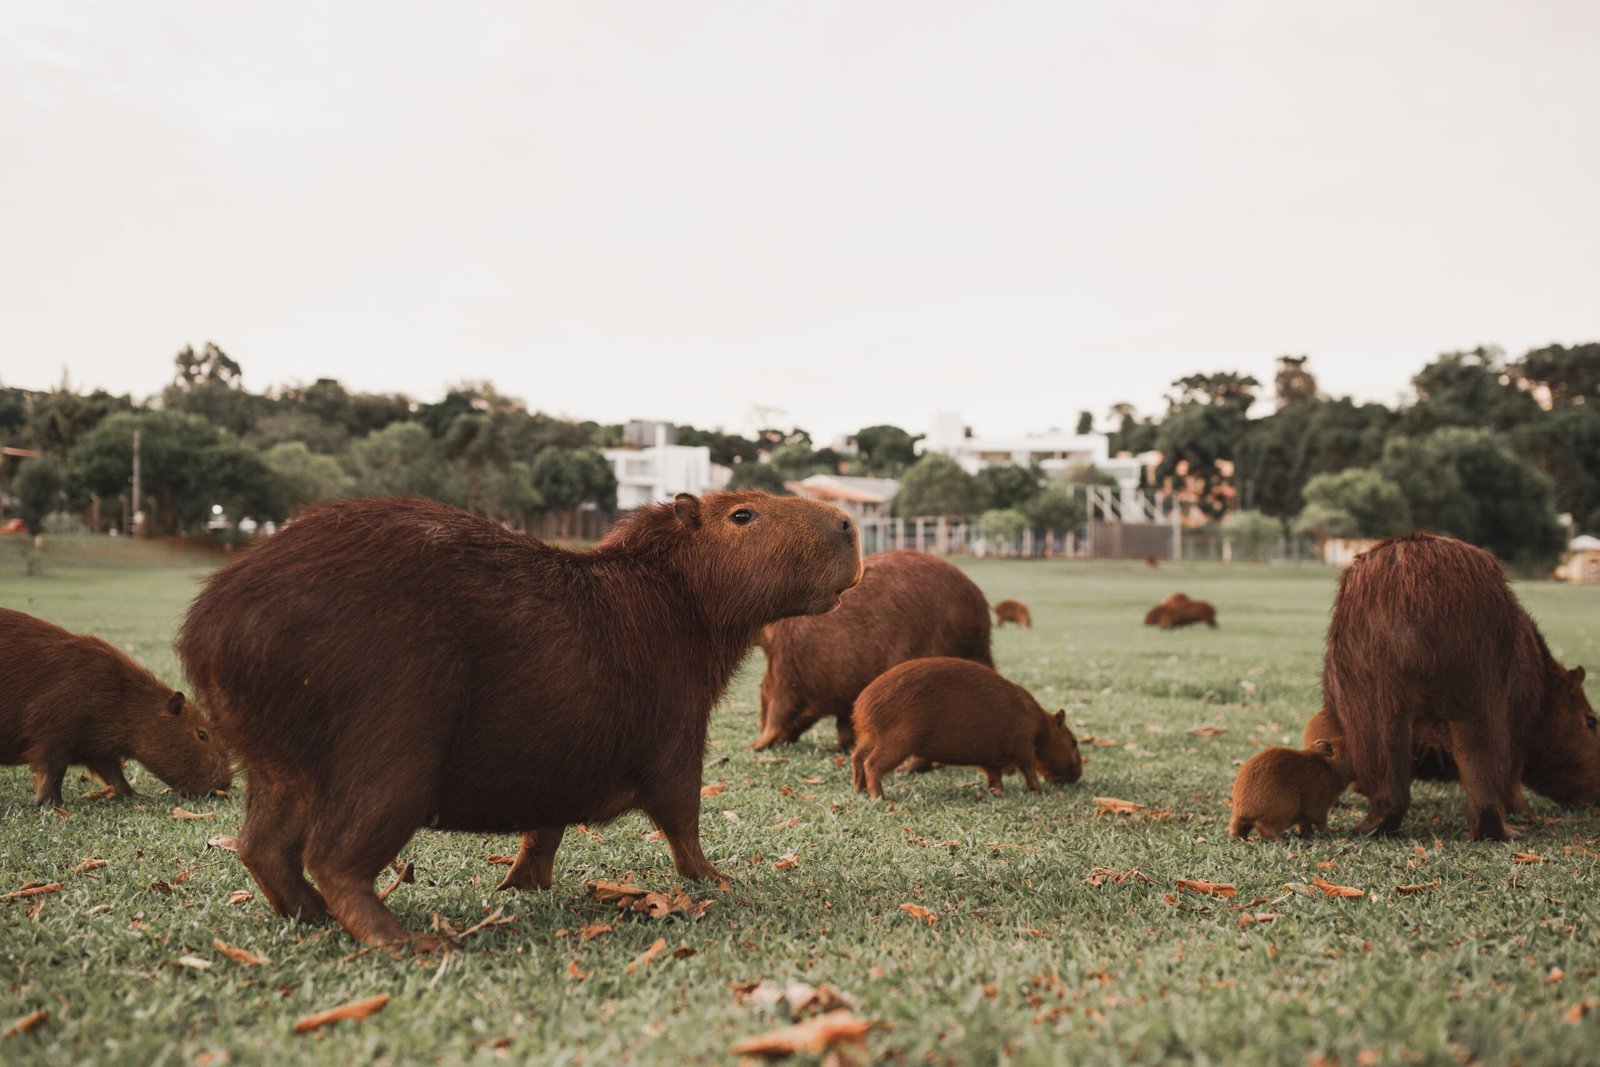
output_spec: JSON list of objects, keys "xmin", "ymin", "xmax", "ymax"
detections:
[
  {"xmin": 1145, "ymin": 554, "xmax": 1160, "ymax": 569},
  {"xmin": 0, "ymin": 608, "xmax": 231, "ymax": 806},
  {"xmin": 993, "ymin": 599, "xmax": 1032, "ymax": 628},
  {"xmin": 1323, "ymin": 532, "xmax": 1600, "ymax": 841},
  {"xmin": 1228, "ymin": 739, "xmax": 1354, "ymax": 839},
  {"xmin": 849, "ymin": 657, "xmax": 1081, "ymax": 800},
  {"xmin": 1143, "ymin": 592, "xmax": 1217, "ymax": 629},
  {"xmin": 178, "ymin": 492, "xmax": 861, "ymax": 945},
  {"xmin": 753, "ymin": 550, "xmax": 993, "ymax": 751}
]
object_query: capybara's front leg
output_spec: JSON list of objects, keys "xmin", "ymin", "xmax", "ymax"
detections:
[
  {"xmin": 851, "ymin": 744, "xmax": 873, "ymax": 794},
  {"xmin": 1017, "ymin": 751, "xmax": 1042, "ymax": 791},
  {"xmin": 981, "ymin": 766, "xmax": 1005, "ymax": 793},
  {"xmin": 1351, "ymin": 715, "xmax": 1413, "ymax": 836},
  {"xmin": 238, "ymin": 773, "xmax": 327, "ymax": 923},
  {"xmin": 84, "ymin": 757, "xmax": 136, "ymax": 797},
  {"xmin": 1450, "ymin": 718, "xmax": 1513, "ymax": 842},
  {"xmin": 1508, "ymin": 782, "xmax": 1532, "ymax": 819},
  {"xmin": 645, "ymin": 794, "xmax": 725, "ymax": 883},
  {"xmin": 497, "ymin": 826, "xmax": 565, "ymax": 891},
  {"xmin": 834, "ymin": 714, "xmax": 856, "ymax": 752},
  {"xmin": 29, "ymin": 752, "xmax": 67, "ymax": 807}
]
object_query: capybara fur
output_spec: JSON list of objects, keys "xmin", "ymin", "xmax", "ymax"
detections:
[
  {"xmin": 1145, "ymin": 555, "xmax": 1160, "ymax": 569},
  {"xmin": 993, "ymin": 600, "xmax": 1032, "ymax": 628},
  {"xmin": 1229, "ymin": 740, "xmax": 1354, "ymax": 840},
  {"xmin": 1323, "ymin": 532, "xmax": 1600, "ymax": 841},
  {"xmin": 178, "ymin": 492, "xmax": 861, "ymax": 945},
  {"xmin": 754, "ymin": 550, "xmax": 993, "ymax": 752},
  {"xmin": 0, "ymin": 608, "xmax": 231, "ymax": 807},
  {"xmin": 850, "ymin": 657, "xmax": 1081, "ymax": 800},
  {"xmin": 1144, "ymin": 592, "xmax": 1217, "ymax": 629}
]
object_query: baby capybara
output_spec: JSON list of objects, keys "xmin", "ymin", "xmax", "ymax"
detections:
[
  {"xmin": 1324, "ymin": 532, "xmax": 1600, "ymax": 841},
  {"xmin": 993, "ymin": 599, "xmax": 1032, "ymax": 628},
  {"xmin": 1143, "ymin": 592, "xmax": 1217, "ymax": 629},
  {"xmin": 178, "ymin": 492, "xmax": 860, "ymax": 945},
  {"xmin": 0, "ymin": 608, "xmax": 231, "ymax": 806},
  {"xmin": 849, "ymin": 657, "xmax": 1081, "ymax": 800},
  {"xmin": 754, "ymin": 550, "xmax": 992, "ymax": 752},
  {"xmin": 1229, "ymin": 739, "xmax": 1354, "ymax": 839}
]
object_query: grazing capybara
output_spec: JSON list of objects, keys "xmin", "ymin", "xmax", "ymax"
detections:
[
  {"xmin": 849, "ymin": 657, "xmax": 1081, "ymax": 800},
  {"xmin": 753, "ymin": 550, "xmax": 992, "ymax": 751},
  {"xmin": 0, "ymin": 608, "xmax": 231, "ymax": 806},
  {"xmin": 1324, "ymin": 532, "xmax": 1600, "ymax": 841},
  {"xmin": 993, "ymin": 600, "xmax": 1032, "ymax": 628},
  {"xmin": 1228, "ymin": 739, "xmax": 1354, "ymax": 839},
  {"xmin": 1145, "ymin": 554, "xmax": 1160, "ymax": 569},
  {"xmin": 1143, "ymin": 592, "xmax": 1217, "ymax": 629},
  {"xmin": 178, "ymin": 492, "xmax": 861, "ymax": 945}
]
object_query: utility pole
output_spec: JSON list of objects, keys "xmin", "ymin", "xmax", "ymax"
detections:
[{"xmin": 131, "ymin": 425, "xmax": 143, "ymax": 537}]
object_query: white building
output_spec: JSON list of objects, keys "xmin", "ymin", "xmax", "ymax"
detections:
[
  {"xmin": 603, "ymin": 423, "xmax": 731, "ymax": 510},
  {"xmin": 918, "ymin": 411, "xmax": 1144, "ymax": 486},
  {"xmin": 785, "ymin": 474, "xmax": 899, "ymax": 519}
]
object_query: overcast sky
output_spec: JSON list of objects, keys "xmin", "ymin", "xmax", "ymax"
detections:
[{"xmin": 3, "ymin": 2, "xmax": 1598, "ymax": 443}]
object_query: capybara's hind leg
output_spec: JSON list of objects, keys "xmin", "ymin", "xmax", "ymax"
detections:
[
  {"xmin": 862, "ymin": 746, "xmax": 901, "ymax": 800},
  {"xmin": 238, "ymin": 773, "xmax": 327, "ymax": 923},
  {"xmin": 497, "ymin": 826, "xmax": 566, "ymax": 891},
  {"xmin": 981, "ymin": 766, "xmax": 1005, "ymax": 793},
  {"xmin": 643, "ymin": 790, "xmax": 725, "ymax": 883},
  {"xmin": 304, "ymin": 815, "xmax": 421, "ymax": 945},
  {"xmin": 83, "ymin": 757, "xmax": 136, "ymax": 797},
  {"xmin": 1228, "ymin": 816, "xmax": 1252, "ymax": 840},
  {"xmin": 834, "ymin": 714, "xmax": 856, "ymax": 752},
  {"xmin": 1351, "ymin": 712, "xmax": 1413, "ymax": 836},
  {"xmin": 901, "ymin": 757, "xmax": 935, "ymax": 774},
  {"xmin": 1449, "ymin": 717, "xmax": 1513, "ymax": 842},
  {"xmin": 851, "ymin": 744, "xmax": 872, "ymax": 794},
  {"xmin": 29, "ymin": 751, "xmax": 67, "ymax": 807}
]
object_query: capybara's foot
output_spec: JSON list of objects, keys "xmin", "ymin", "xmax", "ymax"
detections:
[
  {"xmin": 1469, "ymin": 807, "xmax": 1511, "ymax": 842},
  {"xmin": 495, "ymin": 827, "xmax": 563, "ymax": 891},
  {"xmin": 900, "ymin": 758, "xmax": 935, "ymax": 774},
  {"xmin": 1352, "ymin": 799, "xmax": 1406, "ymax": 836}
]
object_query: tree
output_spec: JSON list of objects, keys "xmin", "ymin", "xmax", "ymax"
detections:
[
  {"xmin": 1405, "ymin": 346, "xmax": 1541, "ymax": 435},
  {"xmin": 893, "ymin": 454, "xmax": 990, "ymax": 518},
  {"xmin": 1273, "ymin": 355, "xmax": 1318, "ymax": 408},
  {"xmin": 14, "ymin": 457, "xmax": 66, "ymax": 533},
  {"xmin": 1020, "ymin": 487, "xmax": 1086, "ymax": 534},
  {"xmin": 975, "ymin": 463, "xmax": 1041, "ymax": 510},
  {"xmin": 1300, "ymin": 468, "xmax": 1412, "ymax": 539},
  {"xmin": 26, "ymin": 385, "xmax": 134, "ymax": 457},
  {"xmin": 977, "ymin": 508, "xmax": 1028, "ymax": 546},
  {"xmin": 247, "ymin": 409, "xmax": 350, "ymax": 455},
  {"xmin": 529, "ymin": 447, "xmax": 618, "ymax": 536},
  {"xmin": 444, "ymin": 413, "xmax": 510, "ymax": 513},
  {"xmin": 164, "ymin": 343, "xmax": 259, "ymax": 437},
  {"xmin": 677, "ymin": 426, "xmax": 760, "ymax": 467},
  {"xmin": 769, "ymin": 442, "xmax": 832, "ymax": 481},
  {"xmin": 1220, "ymin": 510, "xmax": 1281, "ymax": 561},
  {"xmin": 349, "ymin": 421, "xmax": 444, "ymax": 498},
  {"xmin": 264, "ymin": 442, "xmax": 354, "ymax": 514},
  {"xmin": 1293, "ymin": 503, "xmax": 1358, "ymax": 544},
  {"xmin": 847, "ymin": 425, "xmax": 920, "ymax": 476},
  {"xmin": 1511, "ymin": 342, "xmax": 1600, "ymax": 408},
  {"xmin": 1153, "ymin": 402, "xmax": 1250, "ymax": 519},
  {"xmin": 1107, "ymin": 402, "xmax": 1158, "ymax": 456},
  {"xmin": 1168, "ymin": 371, "xmax": 1260, "ymax": 410},
  {"xmin": 725, "ymin": 463, "xmax": 791, "ymax": 494},
  {"xmin": 1074, "ymin": 411, "xmax": 1094, "ymax": 435}
]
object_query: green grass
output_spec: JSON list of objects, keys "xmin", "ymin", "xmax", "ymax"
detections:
[{"xmin": 3, "ymin": 540, "xmax": 1600, "ymax": 1065}]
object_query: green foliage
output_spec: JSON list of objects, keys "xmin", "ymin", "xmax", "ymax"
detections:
[
  {"xmin": 247, "ymin": 410, "xmax": 350, "ymax": 455},
  {"xmin": 25, "ymin": 387, "xmax": 135, "ymax": 457},
  {"xmin": 529, "ymin": 447, "xmax": 618, "ymax": 515},
  {"xmin": 40, "ymin": 510, "xmax": 88, "ymax": 535},
  {"xmin": 14, "ymin": 457, "xmax": 67, "ymax": 532},
  {"xmin": 977, "ymin": 507, "xmax": 1029, "ymax": 543},
  {"xmin": 1292, "ymin": 503, "xmax": 1357, "ymax": 543},
  {"xmin": 1021, "ymin": 486, "xmax": 1087, "ymax": 534},
  {"xmin": 443, "ymin": 413, "xmax": 510, "ymax": 514},
  {"xmin": 1272, "ymin": 355, "xmax": 1318, "ymax": 407},
  {"xmin": 1153, "ymin": 402, "xmax": 1250, "ymax": 518},
  {"xmin": 1301, "ymin": 468, "xmax": 1412, "ymax": 538},
  {"xmin": 1107, "ymin": 402, "xmax": 1158, "ymax": 455},
  {"xmin": 975, "ymin": 463, "xmax": 1041, "ymax": 510},
  {"xmin": 1513, "ymin": 341, "xmax": 1600, "ymax": 407},
  {"xmin": 1405, "ymin": 346, "xmax": 1542, "ymax": 435},
  {"xmin": 1075, "ymin": 410, "xmax": 1094, "ymax": 435},
  {"xmin": 848, "ymin": 425, "xmax": 921, "ymax": 477},
  {"xmin": 676, "ymin": 426, "xmax": 760, "ymax": 467},
  {"xmin": 1219, "ymin": 509, "xmax": 1280, "ymax": 561},
  {"xmin": 725, "ymin": 463, "xmax": 791, "ymax": 494},
  {"xmin": 349, "ymin": 421, "xmax": 443, "ymax": 498},
  {"xmin": 263, "ymin": 442, "xmax": 355, "ymax": 513},
  {"xmin": 768, "ymin": 442, "xmax": 832, "ymax": 481},
  {"xmin": 893, "ymin": 454, "xmax": 990, "ymax": 517}
]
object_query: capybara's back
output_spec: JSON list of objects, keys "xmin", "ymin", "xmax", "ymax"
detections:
[
  {"xmin": 993, "ymin": 599, "xmax": 1032, "ymax": 628},
  {"xmin": 179, "ymin": 491, "xmax": 861, "ymax": 945},
  {"xmin": 1324, "ymin": 532, "xmax": 1600, "ymax": 841},
  {"xmin": 850, "ymin": 657, "xmax": 1080, "ymax": 799},
  {"xmin": 755, "ymin": 550, "xmax": 993, "ymax": 750},
  {"xmin": 1229, "ymin": 740, "xmax": 1353, "ymax": 840},
  {"xmin": 1159, "ymin": 596, "xmax": 1216, "ymax": 629},
  {"xmin": 0, "ymin": 607, "xmax": 230, "ymax": 807}
]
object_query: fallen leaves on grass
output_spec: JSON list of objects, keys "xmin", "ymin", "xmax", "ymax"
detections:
[
  {"xmin": 1236, "ymin": 912, "xmax": 1281, "ymax": 926},
  {"xmin": 1565, "ymin": 998, "xmax": 1600, "ymax": 1024},
  {"xmin": 432, "ymin": 907, "xmax": 517, "ymax": 941},
  {"xmin": 1087, "ymin": 867, "xmax": 1158, "ymax": 888},
  {"xmin": 485, "ymin": 854, "xmax": 515, "ymax": 866},
  {"xmin": 2, "ymin": 1009, "xmax": 48, "ymax": 1039},
  {"xmin": 1092, "ymin": 796, "xmax": 1171, "ymax": 820},
  {"xmin": 730, "ymin": 1010, "xmax": 871, "ymax": 1059},
  {"xmin": 227, "ymin": 890, "xmax": 254, "ymax": 906},
  {"xmin": 898, "ymin": 903, "xmax": 938, "ymax": 925},
  {"xmin": 1, "ymin": 882, "xmax": 64, "ymax": 902},
  {"xmin": 732, "ymin": 980, "xmax": 854, "ymax": 1019},
  {"xmin": 171, "ymin": 807, "xmax": 214, "ymax": 821},
  {"xmin": 566, "ymin": 960, "xmax": 588, "ymax": 981},
  {"xmin": 773, "ymin": 854, "xmax": 800, "ymax": 870},
  {"xmin": 700, "ymin": 782, "xmax": 727, "ymax": 798},
  {"xmin": 293, "ymin": 994, "xmax": 391, "ymax": 1034},
  {"xmin": 377, "ymin": 862, "xmax": 414, "ymax": 903},
  {"xmin": 212, "ymin": 939, "xmax": 271, "ymax": 966},
  {"xmin": 1513, "ymin": 852, "xmax": 1548, "ymax": 864},
  {"xmin": 585, "ymin": 878, "xmax": 714, "ymax": 921},
  {"xmin": 579, "ymin": 922, "xmax": 612, "ymax": 942},
  {"xmin": 173, "ymin": 955, "xmax": 214, "ymax": 970},
  {"xmin": 81, "ymin": 784, "xmax": 119, "ymax": 800},
  {"xmin": 1079, "ymin": 736, "xmax": 1119, "ymax": 747},
  {"xmin": 206, "ymin": 836, "xmax": 240, "ymax": 853},
  {"xmin": 1175, "ymin": 878, "xmax": 1237, "ymax": 899},
  {"xmin": 74, "ymin": 858, "xmax": 108, "ymax": 874},
  {"xmin": 1393, "ymin": 881, "xmax": 1439, "ymax": 895},
  {"xmin": 1188, "ymin": 726, "xmax": 1227, "ymax": 737},
  {"xmin": 1311, "ymin": 877, "xmax": 1364, "ymax": 899},
  {"xmin": 628, "ymin": 938, "xmax": 668, "ymax": 974},
  {"xmin": 1546, "ymin": 967, "xmax": 1565, "ymax": 985}
]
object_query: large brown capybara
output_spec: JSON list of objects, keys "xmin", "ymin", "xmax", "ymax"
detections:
[
  {"xmin": 1228, "ymin": 739, "xmax": 1354, "ymax": 840},
  {"xmin": 1323, "ymin": 532, "xmax": 1600, "ymax": 841},
  {"xmin": 753, "ymin": 549, "xmax": 992, "ymax": 752},
  {"xmin": 1143, "ymin": 592, "xmax": 1217, "ymax": 629},
  {"xmin": 993, "ymin": 600, "xmax": 1032, "ymax": 628},
  {"xmin": 0, "ymin": 608, "xmax": 231, "ymax": 807},
  {"xmin": 178, "ymin": 492, "xmax": 861, "ymax": 945},
  {"xmin": 850, "ymin": 657, "xmax": 1082, "ymax": 800}
]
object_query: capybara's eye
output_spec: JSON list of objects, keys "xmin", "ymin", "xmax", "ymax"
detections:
[
  {"xmin": 730, "ymin": 508, "xmax": 756, "ymax": 526},
  {"xmin": 197, "ymin": 728, "xmax": 209, "ymax": 742}
]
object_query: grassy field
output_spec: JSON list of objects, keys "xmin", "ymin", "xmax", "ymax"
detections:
[{"xmin": 3, "ymin": 535, "xmax": 1600, "ymax": 1065}]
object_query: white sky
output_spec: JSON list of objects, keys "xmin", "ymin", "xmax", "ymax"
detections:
[{"xmin": 2, "ymin": 2, "xmax": 1598, "ymax": 443}]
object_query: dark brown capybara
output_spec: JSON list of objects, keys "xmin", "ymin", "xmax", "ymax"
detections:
[
  {"xmin": 753, "ymin": 549, "xmax": 993, "ymax": 752},
  {"xmin": 849, "ymin": 657, "xmax": 1081, "ymax": 800},
  {"xmin": 993, "ymin": 599, "xmax": 1032, "ymax": 628},
  {"xmin": 178, "ymin": 491, "xmax": 861, "ymax": 945},
  {"xmin": 1228, "ymin": 739, "xmax": 1354, "ymax": 840},
  {"xmin": 1143, "ymin": 592, "xmax": 1217, "ymax": 629},
  {"xmin": 0, "ymin": 608, "xmax": 231, "ymax": 806},
  {"xmin": 1324, "ymin": 532, "xmax": 1600, "ymax": 841},
  {"xmin": 1145, "ymin": 554, "xmax": 1160, "ymax": 569}
]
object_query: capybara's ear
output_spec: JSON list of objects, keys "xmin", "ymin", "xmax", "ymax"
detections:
[
  {"xmin": 1055, "ymin": 710, "xmax": 1066, "ymax": 726},
  {"xmin": 1312, "ymin": 738, "xmax": 1333, "ymax": 756},
  {"xmin": 673, "ymin": 493, "xmax": 702, "ymax": 531},
  {"xmin": 1571, "ymin": 666, "xmax": 1587, "ymax": 686},
  {"xmin": 167, "ymin": 691, "xmax": 185, "ymax": 715}
]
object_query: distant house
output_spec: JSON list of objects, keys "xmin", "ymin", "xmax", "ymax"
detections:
[
  {"xmin": 784, "ymin": 474, "xmax": 899, "ymax": 519},
  {"xmin": 916, "ymin": 411, "xmax": 1143, "ymax": 486},
  {"xmin": 603, "ymin": 423, "xmax": 730, "ymax": 510},
  {"xmin": 1558, "ymin": 534, "xmax": 1600, "ymax": 584}
]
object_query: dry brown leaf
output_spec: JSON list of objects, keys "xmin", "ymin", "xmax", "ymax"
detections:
[
  {"xmin": 1567, "ymin": 998, "xmax": 1600, "ymax": 1024},
  {"xmin": 1188, "ymin": 726, "xmax": 1227, "ymax": 737},
  {"xmin": 1237, "ymin": 912, "xmax": 1282, "ymax": 926},
  {"xmin": 588, "ymin": 877, "xmax": 649, "ymax": 903},
  {"xmin": 74, "ymin": 858, "xmax": 108, "ymax": 874},
  {"xmin": 2, "ymin": 1009, "xmax": 49, "ymax": 1039},
  {"xmin": 456, "ymin": 907, "xmax": 515, "ymax": 939},
  {"xmin": 566, "ymin": 960, "xmax": 588, "ymax": 981},
  {"xmin": 171, "ymin": 807, "xmax": 214, "ymax": 821},
  {"xmin": 53, "ymin": 806, "xmax": 69, "ymax": 819},
  {"xmin": 377, "ymin": 862, "xmax": 414, "ymax": 903},
  {"xmin": 1176, "ymin": 878, "xmax": 1238, "ymax": 899},
  {"xmin": 206, "ymin": 836, "xmax": 240, "ymax": 853},
  {"xmin": 212, "ymin": 939, "xmax": 271, "ymax": 966},
  {"xmin": 1311, "ymin": 876, "xmax": 1365, "ymax": 899},
  {"xmin": 580, "ymin": 922, "xmax": 613, "ymax": 942},
  {"xmin": 700, "ymin": 782, "xmax": 728, "ymax": 798},
  {"xmin": 485, "ymin": 854, "xmax": 516, "ymax": 866},
  {"xmin": 766, "ymin": 817, "xmax": 802, "ymax": 830},
  {"xmin": 1393, "ymin": 881, "xmax": 1439, "ymax": 895},
  {"xmin": 1087, "ymin": 867, "xmax": 1159, "ymax": 888},
  {"xmin": 27, "ymin": 899, "xmax": 46, "ymax": 921},
  {"xmin": 1, "ymin": 882, "xmax": 65, "ymax": 902},
  {"xmin": 644, "ymin": 829, "xmax": 666, "ymax": 841},
  {"xmin": 730, "ymin": 1009, "xmax": 871, "ymax": 1057},
  {"xmin": 800, "ymin": 777, "xmax": 823, "ymax": 784},
  {"xmin": 174, "ymin": 955, "xmax": 213, "ymax": 970},
  {"xmin": 227, "ymin": 890, "xmax": 254, "ymax": 906},
  {"xmin": 898, "ymin": 903, "xmax": 938, "ymax": 925},
  {"xmin": 1513, "ymin": 852, "xmax": 1548, "ymax": 864},
  {"xmin": 81, "ymin": 784, "xmax": 119, "ymax": 800},
  {"xmin": 628, "ymin": 937, "xmax": 668, "ymax": 974},
  {"xmin": 293, "ymin": 994, "xmax": 391, "ymax": 1034},
  {"xmin": 1546, "ymin": 967, "xmax": 1565, "ymax": 985},
  {"xmin": 773, "ymin": 854, "xmax": 800, "ymax": 870},
  {"xmin": 1080, "ymin": 736, "xmax": 1119, "ymax": 747},
  {"xmin": 1094, "ymin": 796, "xmax": 1146, "ymax": 815}
]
